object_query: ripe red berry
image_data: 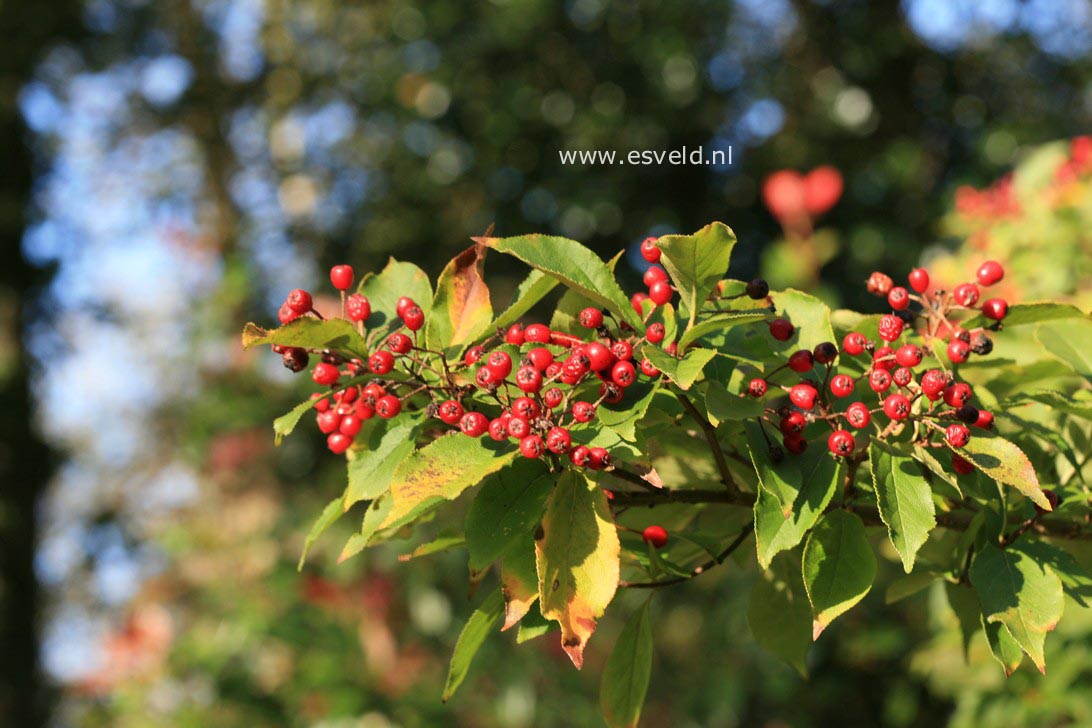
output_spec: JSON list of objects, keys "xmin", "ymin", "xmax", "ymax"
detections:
[
  {"xmin": 505, "ymin": 324, "xmax": 526, "ymax": 345},
  {"xmin": 542, "ymin": 426, "xmax": 570, "ymax": 454},
  {"xmin": 438, "ymin": 400, "xmax": 464, "ymax": 425},
  {"xmin": 887, "ymin": 286, "xmax": 910, "ymax": 311},
  {"xmin": 953, "ymin": 283, "xmax": 980, "ymax": 307},
  {"xmin": 369, "ymin": 350, "xmax": 395, "ymax": 375},
  {"xmin": 278, "ymin": 303, "xmax": 301, "ymax": 325},
  {"xmin": 788, "ymin": 350, "xmax": 814, "ymax": 373},
  {"xmin": 460, "ymin": 411, "xmax": 489, "ymax": 437},
  {"xmin": 646, "ymin": 323, "xmax": 666, "ymax": 344},
  {"xmin": 339, "ymin": 415, "xmax": 363, "ymax": 437},
  {"xmin": 908, "ymin": 268, "xmax": 930, "ymax": 293},
  {"xmin": 648, "ymin": 280, "xmax": 673, "ymax": 306},
  {"xmin": 665, "ymin": 341, "xmax": 678, "ymax": 356},
  {"xmin": 828, "ymin": 429, "xmax": 855, "ymax": 457},
  {"xmin": 845, "ymin": 402, "xmax": 871, "ymax": 429},
  {"xmin": 638, "ymin": 358, "xmax": 658, "ymax": 378},
  {"xmin": 312, "ymin": 394, "xmax": 330, "ymax": 412},
  {"xmin": 488, "ymin": 417, "xmax": 508, "ymax": 441},
  {"xmin": 892, "ymin": 367, "xmax": 913, "ymax": 387},
  {"xmin": 579, "ymin": 307, "xmax": 604, "ymax": 329},
  {"xmin": 611, "ymin": 341, "xmax": 634, "ymax": 361},
  {"xmin": 631, "ymin": 292, "xmax": 650, "ymax": 314},
  {"xmin": 843, "ymin": 332, "xmax": 868, "ymax": 356},
  {"xmin": 749, "ymin": 378, "xmax": 768, "ymax": 398},
  {"xmin": 867, "ymin": 271, "xmax": 894, "ymax": 296},
  {"xmin": 327, "ymin": 432, "xmax": 353, "ymax": 454},
  {"xmin": 643, "ymin": 265, "xmax": 669, "ymax": 288},
  {"xmin": 883, "ymin": 393, "xmax": 911, "ymax": 420},
  {"xmin": 784, "ymin": 434, "xmax": 808, "ymax": 454},
  {"xmin": 346, "ymin": 294, "xmax": 371, "ymax": 322},
  {"xmin": 524, "ymin": 323, "xmax": 551, "ymax": 343},
  {"xmin": 943, "ymin": 382, "xmax": 973, "ymax": 408},
  {"xmin": 789, "ymin": 383, "xmax": 819, "ymax": 410},
  {"xmin": 526, "ymin": 347, "xmax": 553, "ymax": 371},
  {"xmin": 506, "ymin": 416, "xmax": 530, "ymax": 439},
  {"xmin": 946, "ymin": 424, "xmax": 971, "ymax": 448},
  {"xmin": 316, "ymin": 409, "xmax": 341, "ymax": 434},
  {"xmin": 570, "ymin": 445, "xmax": 592, "ymax": 467},
  {"xmin": 769, "ymin": 318, "xmax": 795, "ymax": 341},
  {"xmin": 921, "ymin": 369, "xmax": 947, "ymax": 400},
  {"xmin": 779, "ymin": 411, "xmax": 806, "ymax": 436},
  {"xmin": 402, "ymin": 305, "xmax": 424, "ymax": 331},
  {"xmin": 830, "ymin": 374, "xmax": 855, "ymax": 398},
  {"xmin": 515, "ymin": 366, "xmax": 543, "ymax": 393},
  {"xmin": 544, "ymin": 387, "xmax": 564, "ymax": 409},
  {"xmin": 587, "ymin": 447, "xmax": 611, "ymax": 470},
  {"xmin": 312, "ymin": 362, "xmax": 341, "ymax": 386},
  {"xmin": 872, "ymin": 346, "xmax": 896, "ymax": 371},
  {"xmin": 640, "ymin": 237, "xmax": 661, "ymax": 263},
  {"xmin": 895, "ymin": 344, "xmax": 923, "ymax": 368},
  {"xmin": 878, "ymin": 314, "xmax": 904, "ymax": 342},
  {"xmin": 512, "ymin": 396, "xmax": 539, "ymax": 420},
  {"xmin": 572, "ymin": 401, "xmax": 597, "ymax": 423},
  {"xmin": 952, "ymin": 454, "xmax": 974, "ymax": 475},
  {"xmin": 869, "ymin": 368, "xmax": 892, "ymax": 393},
  {"xmin": 387, "ymin": 333, "xmax": 412, "ymax": 354},
  {"xmin": 642, "ymin": 525, "xmax": 668, "ymax": 549},
  {"xmin": 486, "ymin": 351, "xmax": 513, "ymax": 380},
  {"xmin": 976, "ymin": 260, "xmax": 1005, "ymax": 287},
  {"xmin": 329, "ymin": 265, "xmax": 354, "ymax": 291},
  {"xmin": 475, "ymin": 366, "xmax": 497, "ymax": 388},
  {"xmin": 982, "ymin": 298, "xmax": 1008, "ymax": 321},
  {"xmin": 813, "ymin": 342, "xmax": 838, "ymax": 364},
  {"xmin": 611, "ymin": 360, "xmax": 637, "ymax": 387},
  {"xmin": 464, "ymin": 345, "xmax": 484, "ymax": 366},
  {"xmin": 375, "ymin": 395, "xmax": 401, "ymax": 419},
  {"xmin": 947, "ymin": 339, "xmax": 970, "ymax": 364},
  {"xmin": 583, "ymin": 342, "xmax": 614, "ymax": 372},
  {"xmin": 286, "ymin": 289, "xmax": 314, "ymax": 314},
  {"xmin": 975, "ymin": 410, "xmax": 994, "ymax": 429},
  {"xmin": 395, "ymin": 297, "xmax": 416, "ymax": 318}
]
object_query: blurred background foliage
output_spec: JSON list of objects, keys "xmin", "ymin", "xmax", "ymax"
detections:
[{"xmin": 3, "ymin": 0, "xmax": 1092, "ymax": 725}]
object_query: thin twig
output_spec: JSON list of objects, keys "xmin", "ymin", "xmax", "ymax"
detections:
[
  {"xmin": 674, "ymin": 390, "xmax": 741, "ymax": 495},
  {"xmin": 620, "ymin": 523, "xmax": 755, "ymax": 589}
]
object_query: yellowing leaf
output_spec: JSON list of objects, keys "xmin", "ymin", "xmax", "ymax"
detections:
[
  {"xmin": 947, "ymin": 430, "xmax": 1049, "ymax": 510},
  {"xmin": 426, "ymin": 243, "xmax": 493, "ymax": 358},
  {"xmin": 500, "ymin": 538, "xmax": 539, "ymax": 631},
  {"xmin": 536, "ymin": 471, "xmax": 620, "ymax": 669},
  {"xmin": 241, "ymin": 317, "xmax": 368, "ymax": 359}
]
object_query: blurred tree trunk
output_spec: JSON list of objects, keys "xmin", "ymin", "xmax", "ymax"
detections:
[{"xmin": 0, "ymin": 1, "xmax": 81, "ymax": 725}]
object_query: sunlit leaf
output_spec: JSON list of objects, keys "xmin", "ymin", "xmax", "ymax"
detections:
[
  {"xmin": 803, "ymin": 510, "xmax": 876, "ymax": 639},
  {"xmin": 425, "ymin": 243, "xmax": 493, "ymax": 358},
  {"xmin": 442, "ymin": 589, "xmax": 505, "ymax": 701}
]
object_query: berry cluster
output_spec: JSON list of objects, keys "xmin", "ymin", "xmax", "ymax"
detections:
[{"xmin": 750, "ymin": 261, "xmax": 1011, "ymax": 475}]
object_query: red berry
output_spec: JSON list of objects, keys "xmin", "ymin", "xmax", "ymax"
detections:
[
  {"xmin": 1035, "ymin": 489, "xmax": 1059, "ymax": 515},
  {"xmin": 788, "ymin": 350, "xmax": 814, "ymax": 373},
  {"xmin": 982, "ymin": 298, "xmax": 1008, "ymax": 321},
  {"xmin": 484, "ymin": 417, "xmax": 506, "ymax": 441},
  {"xmin": 769, "ymin": 318, "xmax": 795, "ymax": 341},
  {"xmin": 943, "ymin": 382, "xmax": 973, "ymax": 407},
  {"xmin": 813, "ymin": 342, "xmax": 838, "ymax": 364},
  {"xmin": 827, "ymin": 429, "xmax": 855, "ymax": 457},
  {"xmin": 867, "ymin": 271, "xmax": 894, "ymax": 296},
  {"xmin": 892, "ymin": 367, "xmax": 913, "ymax": 387},
  {"xmin": 312, "ymin": 394, "xmax": 330, "ymax": 412},
  {"xmin": 507, "ymin": 416, "xmax": 531, "ymax": 439},
  {"xmin": 545, "ymin": 426, "xmax": 572, "ymax": 454},
  {"xmin": 843, "ymin": 332, "xmax": 868, "ymax": 356},
  {"xmin": 779, "ymin": 412, "xmax": 806, "ymax": 436},
  {"xmin": 611, "ymin": 341, "xmax": 634, "ymax": 361},
  {"xmin": 278, "ymin": 303, "xmax": 301, "ymax": 325},
  {"xmin": 872, "ymin": 346, "xmax": 896, "ymax": 371},
  {"xmin": 953, "ymin": 283, "xmax": 980, "ymax": 307},
  {"xmin": 908, "ymin": 268, "xmax": 930, "ymax": 293},
  {"xmin": 346, "ymin": 294, "xmax": 371, "ymax": 322},
  {"xmin": 369, "ymin": 350, "xmax": 395, "ymax": 375},
  {"xmin": 611, "ymin": 360, "xmax": 637, "ymax": 387},
  {"xmin": 946, "ymin": 424, "xmax": 971, "ymax": 448},
  {"xmin": 375, "ymin": 395, "xmax": 401, "ymax": 419},
  {"xmin": 640, "ymin": 358, "xmax": 659, "ymax": 377},
  {"xmin": 512, "ymin": 396, "xmax": 539, "ymax": 419},
  {"xmin": 952, "ymin": 454, "xmax": 974, "ymax": 475},
  {"xmin": 749, "ymin": 378, "xmax": 768, "ymax": 398},
  {"xmin": 515, "ymin": 366, "xmax": 543, "ymax": 393},
  {"xmin": 665, "ymin": 341, "xmax": 678, "ymax": 356},
  {"xmin": 631, "ymin": 292, "xmax": 650, "ymax": 315},
  {"xmin": 883, "ymin": 393, "xmax": 911, "ymax": 420},
  {"xmin": 402, "ymin": 305, "xmax": 424, "ymax": 331},
  {"xmin": 921, "ymin": 369, "xmax": 947, "ymax": 400},
  {"xmin": 464, "ymin": 346, "xmax": 484, "ymax": 365},
  {"xmin": 640, "ymin": 237, "xmax": 661, "ymax": 264},
  {"xmin": 339, "ymin": 415, "xmax": 363, "ymax": 437},
  {"xmin": 519, "ymin": 434, "xmax": 545, "ymax": 459},
  {"xmin": 643, "ymin": 266, "xmax": 669, "ymax": 288},
  {"xmin": 475, "ymin": 366, "xmax": 497, "ymax": 388},
  {"xmin": 543, "ymin": 387, "xmax": 564, "ymax": 409},
  {"xmin": 845, "ymin": 402, "xmax": 871, "ymax": 429},
  {"xmin": 459, "ymin": 411, "xmax": 489, "ymax": 437},
  {"xmin": 583, "ymin": 342, "xmax": 614, "ymax": 372},
  {"xmin": 329, "ymin": 265, "xmax": 354, "ymax": 291},
  {"xmin": 975, "ymin": 410, "xmax": 994, "ymax": 429},
  {"xmin": 387, "ymin": 332, "xmax": 412, "ymax": 355},
  {"xmin": 395, "ymin": 297, "xmax": 416, "ymax": 318},
  {"xmin": 286, "ymin": 288, "xmax": 314, "ymax": 314},
  {"xmin": 524, "ymin": 323, "xmax": 551, "ymax": 343},
  {"xmin": 438, "ymin": 400, "xmax": 464, "ymax": 425},
  {"xmin": 648, "ymin": 280, "xmax": 673, "ymax": 306},
  {"xmin": 505, "ymin": 324, "xmax": 526, "ymax": 345},
  {"xmin": 570, "ymin": 445, "xmax": 592, "ymax": 467},
  {"xmin": 312, "ymin": 362, "xmax": 341, "ymax": 386},
  {"xmin": 895, "ymin": 344, "xmax": 923, "ymax": 368},
  {"xmin": 572, "ymin": 401, "xmax": 597, "ymax": 423},
  {"xmin": 947, "ymin": 339, "xmax": 970, "ymax": 364},
  {"xmin": 316, "ymin": 409, "xmax": 341, "ymax": 434},
  {"xmin": 976, "ymin": 260, "xmax": 1004, "ymax": 287},
  {"xmin": 587, "ymin": 447, "xmax": 611, "ymax": 470},
  {"xmin": 486, "ymin": 351, "xmax": 513, "ymax": 380},
  {"xmin": 878, "ymin": 314, "xmax": 904, "ymax": 342},
  {"xmin": 887, "ymin": 286, "xmax": 910, "ymax": 311},
  {"xmin": 830, "ymin": 374, "xmax": 855, "ymax": 398},
  {"xmin": 646, "ymin": 323, "xmax": 666, "ymax": 344},
  {"xmin": 527, "ymin": 347, "xmax": 554, "ymax": 371},
  {"xmin": 789, "ymin": 383, "xmax": 818, "ymax": 410},
  {"xmin": 580, "ymin": 307, "xmax": 604, "ymax": 329},
  {"xmin": 869, "ymin": 368, "xmax": 892, "ymax": 393},
  {"xmin": 784, "ymin": 433, "xmax": 808, "ymax": 454},
  {"xmin": 327, "ymin": 432, "xmax": 353, "ymax": 454},
  {"xmin": 642, "ymin": 525, "xmax": 668, "ymax": 549}
]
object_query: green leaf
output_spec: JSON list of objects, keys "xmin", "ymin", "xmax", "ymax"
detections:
[
  {"xmin": 597, "ymin": 379, "xmax": 661, "ymax": 442},
  {"xmin": 802, "ymin": 510, "xmax": 877, "ymax": 639},
  {"xmin": 910, "ymin": 445, "xmax": 964, "ymax": 499},
  {"xmin": 946, "ymin": 430, "xmax": 1050, "ymax": 510},
  {"xmin": 656, "ymin": 222, "xmax": 737, "ymax": 328},
  {"xmin": 678, "ymin": 310, "xmax": 771, "ymax": 350},
  {"xmin": 768, "ymin": 289, "xmax": 836, "ymax": 353},
  {"xmin": 748, "ymin": 552, "xmax": 812, "ymax": 676},
  {"xmin": 983, "ymin": 618, "xmax": 1025, "ymax": 676},
  {"xmin": 516, "ymin": 607, "xmax": 556, "ymax": 644},
  {"xmin": 1017, "ymin": 539, "xmax": 1092, "ymax": 608},
  {"xmin": 886, "ymin": 568, "xmax": 942, "ymax": 604},
  {"xmin": 944, "ymin": 581, "xmax": 982, "ymax": 658},
  {"xmin": 425, "ymin": 244, "xmax": 493, "ymax": 358},
  {"xmin": 491, "ymin": 269, "xmax": 559, "ymax": 333},
  {"xmin": 1002, "ymin": 389, "xmax": 1092, "ymax": 421},
  {"xmin": 464, "ymin": 460, "xmax": 554, "ymax": 572},
  {"xmin": 641, "ymin": 346, "xmax": 716, "ymax": 390},
  {"xmin": 536, "ymin": 471, "xmax": 620, "ymax": 669},
  {"xmin": 442, "ymin": 589, "xmax": 505, "ymax": 701},
  {"xmin": 298, "ymin": 497, "xmax": 345, "ymax": 569},
  {"xmin": 356, "ymin": 258, "xmax": 433, "ymax": 330},
  {"xmin": 273, "ymin": 397, "xmax": 318, "ymax": 446},
  {"xmin": 241, "ymin": 317, "xmax": 367, "ymax": 359},
  {"xmin": 750, "ymin": 433, "xmax": 842, "ymax": 568},
  {"xmin": 381, "ymin": 434, "xmax": 519, "ymax": 531},
  {"xmin": 970, "ymin": 542, "xmax": 1064, "ymax": 673},
  {"xmin": 1037, "ymin": 317, "xmax": 1092, "ymax": 377},
  {"xmin": 398, "ymin": 533, "xmax": 465, "ymax": 562},
  {"xmin": 962, "ymin": 302, "xmax": 1087, "ymax": 330},
  {"xmin": 869, "ymin": 439, "xmax": 937, "ymax": 573},
  {"xmin": 600, "ymin": 600, "xmax": 653, "ymax": 728},
  {"xmin": 480, "ymin": 233, "xmax": 641, "ymax": 329},
  {"xmin": 344, "ymin": 415, "xmax": 424, "ymax": 509},
  {"xmin": 705, "ymin": 384, "xmax": 766, "ymax": 424}
]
